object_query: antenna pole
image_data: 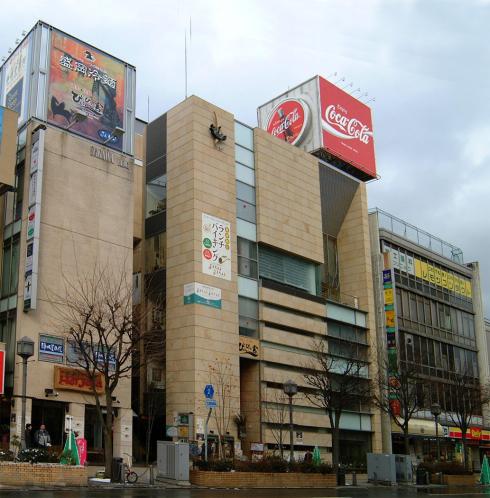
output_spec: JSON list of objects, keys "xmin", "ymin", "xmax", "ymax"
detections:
[{"xmin": 184, "ymin": 30, "xmax": 188, "ymax": 99}]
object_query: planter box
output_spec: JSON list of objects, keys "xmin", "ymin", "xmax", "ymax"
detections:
[
  {"xmin": 190, "ymin": 469, "xmax": 336, "ymax": 488},
  {"xmin": 430, "ymin": 473, "xmax": 476, "ymax": 486},
  {"xmin": 0, "ymin": 462, "xmax": 88, "ymax": 487}
]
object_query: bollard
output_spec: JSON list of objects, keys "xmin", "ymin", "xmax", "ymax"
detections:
[{"xmin": 352, "ymin": 470, "xmax": 357, "ymax": 486}]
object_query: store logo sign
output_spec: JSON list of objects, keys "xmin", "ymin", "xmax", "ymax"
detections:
[{"xmin": 266, "ymin": 98, "xmax": 309, "ymax": 146}]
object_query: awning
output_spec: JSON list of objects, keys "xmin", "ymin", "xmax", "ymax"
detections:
[{"xmin": 391, "ymin": 418, "xmax": 444, "ymax": 437}]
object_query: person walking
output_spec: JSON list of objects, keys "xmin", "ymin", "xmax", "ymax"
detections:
[
  {"xmin": 34, "ymin": 424, "xmax": 51, "ymax": 448},
  {"xmin": 24, "ymin": 424, "xmax": 33, "ymax": 448}
]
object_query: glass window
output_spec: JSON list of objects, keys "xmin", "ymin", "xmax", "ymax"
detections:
[
  {"xmin": 235, "ymin": 145, "xmax": 254, "ymax": 168},
  {"xmin": 237, "ymin": 238, "xmax": 258, "ymax": 279},
  {"xmin": 1, "ymin": 239, "xmax": 19, "ymax": 298},
  {"xmin": 401, "ymin": 290, "xmax": 409, "ymax": 319},
  {"xmin": 239, "ymin": 297, "xmax": 258, "ymax": 337},
  {"xmin": 235, "ymin": 163, "xmax": 255, "ymax": 186},
  {"xmin": 238, "ymin": 257, "xmax": 258, "ymax": 279},
  {"xmin": 237, "ymin": 218, "xmax": 257, "ymax": 241},
  {"xmin": 14, "ymin": 166, "xmax": 24, "ymax": 222},
  {"xmin": 409, "ymin": 294, "xmax": 417, "ymax": 321},
  {"xmin": 145, "ymin": 232, "xmax": 166, "ymax": 273},
  {"xmin": 236, "ymin": 181, "xmax": 255, "ymax": 205},
  {"xmin": 146, "ymin": 174, "xmax": 166, "ymax": 218},
  {"xmin": 234, "ymin": 122, "xmax": 254, "ymax": 151},
  {"xmin": 236, "ymin": 199, "xmax": 256, "ymax": 223}
]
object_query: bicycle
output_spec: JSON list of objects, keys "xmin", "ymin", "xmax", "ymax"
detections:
[{"xmin": 123, "ymin": 453, "xmax": 139, "ymax": 484}]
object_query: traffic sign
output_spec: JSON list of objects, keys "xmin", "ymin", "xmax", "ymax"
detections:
[
  {"xmin": 205, "ymin": 399, "xmax": 217, "ymax": 409},
  {"xmin": 204, "ymin": 384, "xmax": 214, "ymax": 399}
]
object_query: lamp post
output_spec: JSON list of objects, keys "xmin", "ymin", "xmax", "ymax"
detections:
[
  {"xmin": 283, "ymin": 380, "xmax": 298, "ymax": 463},
  {"xmin": 431, "ymin": 402, "xmax": 442, "ymax": 462},
  {"xmin": 17, "ymin": 337, "xmax": 34, "ymax": 449}
]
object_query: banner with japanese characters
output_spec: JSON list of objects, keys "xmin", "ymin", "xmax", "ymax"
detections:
[
  {"xmin": 47, "ymin": 30, "xmax": 125, "ymax": 150},
  {"xmin": 202, "ymin": 213, "xmax": 231, "ymax": 281}
]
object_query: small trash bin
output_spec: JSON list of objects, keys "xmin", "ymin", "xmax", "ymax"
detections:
[
  {"xmin": 416, "ymin": 466, "xmax": 428, "ymax": 485},
  {"xmin": 111, "ymin": 457, "xmax": 123, "ymax": 483},
  {"xmin": 337, "ymin": 466, "xmax": 346, "ymax": 486}
]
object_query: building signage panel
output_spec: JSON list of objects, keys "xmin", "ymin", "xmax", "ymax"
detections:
[
  {"xmin": 39, "ymin": 334, "xmax": 64, "ymax": 363},
  {"xmin": 265, "ymin": 98, "xmax": 310, "ymax": 146},
  {"xmin": 1, "ymin": 36, "xmax": 30, "ymax": 126},
  {"xmin": 318, "ymin": 77, "xmax": 376, "ymax": 179},
  {"xmin": 47, "ymin": 30, "xmax": 126, "ymax": 150},
  {"xmin": 201, "ymin": 213, "xmax": 231, "ymax": 281},
  {"xmin": 184, "ymin": 282, "xmax": 222, "ymax": 309},
  {"xmin": 239, "ymin": 336, "xmax": 259, "ymax": 359},
  {"xmin": 54, "ymin": 365, "xmax": 105, "ymax": 394},
  {"xmin": 23, "ymin": 128, "xmax": 44, "ymax": 311}
]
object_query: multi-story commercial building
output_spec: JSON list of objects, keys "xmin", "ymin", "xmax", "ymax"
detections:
[
  {"xmin": 0, "ymin": 21, "xmax": 138, "ymax": 460},
  {"xmin": 133, "ymin": 76, "xmax": 385, "ymax": 464},
  {"xmin": 369, "ymin": 209, "xmax": 490, "ymax": 469}
]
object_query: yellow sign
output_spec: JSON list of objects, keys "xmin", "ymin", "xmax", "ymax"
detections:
[
  {"xmin": 413, "ymin": 257, "xmax": 471, "ymax": 299},
  {"xmin": 384, "ymin": 288, "xmax": 394, "ymax": 305},
  {"xmin": 385, "ymin": 310, "xmax": 395, "ymax": 328},
  {"xmin": 239, "ymin": 336, "xmax": 259, "ymax": 359}
]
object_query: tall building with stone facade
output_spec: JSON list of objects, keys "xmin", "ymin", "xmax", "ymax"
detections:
[
  {"xmin": 0, "ymin": 21, "xmax": 138, "ymax": 461},
  {"xmin": 133, "ymin": 77, "xmax": 384, "ymax": 464}
]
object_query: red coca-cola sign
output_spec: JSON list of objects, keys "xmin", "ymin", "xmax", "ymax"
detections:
[
  {"xmin": 266, "ymin": 98, "xmax": 309, "ymax": 145},
  {"xmin": 319, "ymin": 77, "xmax": 376, "ymax": 179}
]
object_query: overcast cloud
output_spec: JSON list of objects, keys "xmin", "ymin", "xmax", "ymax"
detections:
[{"xmin": 2, "ymin": 0, "xmax": 489, "ymax": 314}]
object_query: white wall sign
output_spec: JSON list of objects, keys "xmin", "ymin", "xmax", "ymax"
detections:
[{"xmin": 201, "ymin": 213, "xmax": 231, "ymax": 281}]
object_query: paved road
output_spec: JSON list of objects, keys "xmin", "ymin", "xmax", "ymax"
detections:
[{"xmin": 2, "ymin": 486, "xmax": 490, "ymax": 498}]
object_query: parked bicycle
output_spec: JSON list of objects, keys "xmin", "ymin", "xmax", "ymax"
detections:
[{"xmin": 123, "ymin": 453, "xmax": 138, "ymax": 484}]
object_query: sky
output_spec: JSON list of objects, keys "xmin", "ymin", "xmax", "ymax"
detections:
[{"xmin": 1, "ymin": 0, "xmax": 489, "ymax": 314}]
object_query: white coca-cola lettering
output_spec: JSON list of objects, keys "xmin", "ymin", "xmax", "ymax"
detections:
[
  {"xmin": 324, "ymin": 104, "xmax": 372, "ymax": 144},
  {"xmin": 271, "ymin": 108, "xmax": 300, "ymax": 137}
]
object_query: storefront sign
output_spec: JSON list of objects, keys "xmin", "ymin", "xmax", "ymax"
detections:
[
  {"xmin": 39, "ymin": 334, "xmax": 64, "ymax": 363},
  {"xmin": 448, "ymin": 427, "xmax": 487, "ymax": 441},
  {"xmin": 54, "ymin": 366, "xmax": 105, "ymax": 394},
  {"xmin": 202, "ymin": 213, "xmax": 231, "ymax": 281},
  {"xmin": 47, "ymin": 30, "xmax": 126, "ymax": 150},
  {"xmin": 265, "ymin": 98, "xmax": 310, "ymax": 145},
  {"xmin": 184, "ymin": 282, "xmax": 222, "ymax": 309},
  {"xmin": 23, "ymin": 128, "xmax": 45, "ymax": 311},
  {"xmin": 239, "ymin": 336, "xmax": 259, "ymax": 359},
  {"xmin": 89, "ymin": 145, "xmax": 129, "ymax": 168}
]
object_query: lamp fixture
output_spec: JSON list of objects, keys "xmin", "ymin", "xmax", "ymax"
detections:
[
  {"xmin": 45, "ymin": 388, "xmax": 59, "ymax": 398},
  {"xmin": 103, "ymin": 126, "xmax": 125, "ymax": 145},
  {"xmin": 66, "ymin": 110, "xmax": 88, "ymax": 130}
]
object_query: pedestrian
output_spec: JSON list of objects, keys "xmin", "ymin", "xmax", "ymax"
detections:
[
  {"xmin": 24, "ymin": 423, "xmax": 33, "ymax": 448},
  {"xmin": 304, "ymin": 449, "xmax": 313, "ymax": 463},
  {"xmin": 34, "ymin": 424, "xmax": 51, "ymax": 448}
]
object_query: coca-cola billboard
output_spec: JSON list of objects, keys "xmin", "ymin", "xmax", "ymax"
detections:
[
  {"xmin": 319, "ymin": 77, "xmax": 376, "ymax": 179},
  {"xmin": 257, "ymin": 75, "xmax": 377, "ymax": 181},
  {"xmin": 265, "ymin": 98, "xmax": 309, "ymax": 146}
]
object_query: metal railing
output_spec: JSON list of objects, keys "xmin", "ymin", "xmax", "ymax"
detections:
[
  {"xmin": 320, "ymin": 283, "xmax": 359, "ymax": 309},
  {"xmin": 369, "ymin": 208, "xmax": 464, "ymax": 264}
]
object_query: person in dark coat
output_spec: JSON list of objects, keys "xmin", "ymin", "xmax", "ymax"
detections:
[{"xmin": 24, "ymin": 424, "xmax": 33, "ymax": 448}]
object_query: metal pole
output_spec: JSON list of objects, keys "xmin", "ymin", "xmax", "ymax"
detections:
[
  {"xmin": 204, "ymin": 408, "xmax": 212, "ymax": 462},
  {"xmin": 435, "ymin": 415, "xmax": 440, "ymax": 462},
  {"xmin": 20, "ymin": 357, "xmax": 27, "ymax": 449},
  {"xmin": 288, "ymin": 395, "xmax": 294, "ymax": 463}
]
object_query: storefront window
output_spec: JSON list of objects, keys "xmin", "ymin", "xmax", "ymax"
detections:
[{"xmin": 146, "ymin": 174, "xmax": 166, "ymax": 218}]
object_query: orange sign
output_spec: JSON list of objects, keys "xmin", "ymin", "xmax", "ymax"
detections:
[
  {"xmin": 54, "ymin": 366, "xmax": 105, "ymax": 394},
  {"xmin": 449, "ymin": 426, "xmax": 484, "ymax": 441}
]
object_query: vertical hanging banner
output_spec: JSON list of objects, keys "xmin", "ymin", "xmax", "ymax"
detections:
[
  {"xmin": 24, "ymin": 128, "xmax": 45, "ymax": 310},
  {"xmin": 201, "ymin": 213, "xmax": 231, "ymax": 281}
]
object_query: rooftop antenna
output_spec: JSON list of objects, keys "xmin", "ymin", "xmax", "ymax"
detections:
[
  {"xmin": 351, "ymin": 87, "xmax": 361, "ymax": 96},
  {"xmin": 365, "ymin": 97, "xmax": 376, "ymax": 104},
  {"xmin": 147, "ymin": 95, "xmax": 150, "ymax": 124},
  {"xmin": 184, "ymin": 16, "xmax": 192, "ymax": 99},
  {"xmin": 359, "ymin": 92, "xmax": 369, "ymax": 102},
  {"xmin": 342, "ymin": 81, "xmax": 353, "ymax": 91},
  {"xmin": 335, "ymin": 76, "xmax": 346, "ymax": 85},
  {"xmin": 326, "ymin": 71, "xmax": 338, "ymax": 79}
]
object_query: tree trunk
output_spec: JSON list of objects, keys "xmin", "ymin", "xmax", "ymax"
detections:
[
  {"xmin": 105, "ymin": 394, "xmax": 114, "ymax": 480},
  {"xmin": 332, "ymin": 425, "xmax": 341, "ymax": 468},
  {"xmin": 461, "ymin": 430, "xmax": 467, "ymax": 469},
  {"xmin": 403, "ymin": 427, "xmax": 410, "ymax": 455}
]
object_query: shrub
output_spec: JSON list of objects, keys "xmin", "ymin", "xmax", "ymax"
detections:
[
  {"xmin": 0, "ymin": 450, "xmax": 13, "ymax": 462},
  {"xmin": 17, "ymin": 448, "xmax": 58, "ymax": 464},
  {"xmin": 194, "ymin": 459, "xmax": 234, "ymax": 472}
]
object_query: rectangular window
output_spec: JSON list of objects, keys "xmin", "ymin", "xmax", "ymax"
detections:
[
  {"xmin": 239, "ymin": 296, "xmax": 258, "ymax": 337},
  {"xmin": 235, "ymin": 163, "xmax": 255, "ymax": 186},
  {"xmin": 236, "ymin": 199, "xmax": 256, "ymax": 223},
  {"xmin": 146, "ymin": 174, "xmax": 166, "ymax": 218},
  {"xmin": 236, "ymin": 181, "xmax": 256, "ymax": 205},
  {"xmin": 235, "ymin": 122, "xmax": 254, "ymax": 151},
  {"xmin": 237, "ymin": 237, "xmax": 258, "ymax": 279},
  {"xmin": 1, "ymin": 239, "xmax": 20, "ymax": 298},
  {"xmin": 235, "ymin": 145, "xmax": 254, "ymax": 168}
]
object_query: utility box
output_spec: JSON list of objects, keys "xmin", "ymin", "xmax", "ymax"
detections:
[
  {"xmin": 395, "ymin": 454, "xmax": 413, "ymax": 482},
  {"xmin": 367, "ymin": 453, "xmax": 397, "ymax": 484},
  {"xmin": 157, "ymin": 441, "xmax": 189, "ymax": 481}
]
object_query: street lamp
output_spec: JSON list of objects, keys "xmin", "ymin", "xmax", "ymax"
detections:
[
  {"xmin": 431, "ymin": 402, "xmax": 442, "ymax": 462},
  {"xmin": 17, "ymin": 337, "xmax": 34, "ymax": 449},
  {"xmin": 283, "ymin": 379, "xmax": 298, "ymax": 463}
]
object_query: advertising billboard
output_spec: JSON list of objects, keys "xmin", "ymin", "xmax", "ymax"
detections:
[
  {"xmin": 257, "ymin": 75, "xmax": 377, "ymax": 181},
  {"xmin": 318, "ymin": 77, "xmax": 376, "ymax": 179},
  {"xmin": 47, "ymin": 30, "xmax": 126, "ymax": 150},
  {"xmin": 202, "ymin": 213, "xmax": 231, "ymax": 280},
  {"xmin": 1, "ymin": 36, "xmax": 30, "ymax": 126}
]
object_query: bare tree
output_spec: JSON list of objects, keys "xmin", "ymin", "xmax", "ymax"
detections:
[
  {"xmin": 209, "ymin": 358, "xmax": 233, "ymax": 459},
  {"xmin": 49, "ymin": 264, "xmax": 143, "ymax": 479},
  {"xmin": 262, "ymin": 387, "xmax": 289, "ymax": 459},
  {"xmin": 373, "ymin": 359, "xmax": 422, "ymax": 455},
  {"xmin": 446, "ymin": 369, "xmax": 490, "ymax": 469},
  {"xmin": 304, "ymin": 338, "xmax": 372, "ymax": 468},
  {"xmin": 144, "ymin": 382, "xmax": 165, "ymax": 465}
]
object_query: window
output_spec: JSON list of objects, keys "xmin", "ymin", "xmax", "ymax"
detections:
[
  {"xmin": 236, "ymin": 181, "xmax": 255, "ymax": 205},
  {"xmin": 151, "ymin": 367, "xmax": 163, "ymax": 383},
  {"xmin": 239, "ymin": 297, "xmax": 258, "ymax": 337},
  {"xmin": 259, "ymin": 246, "xmax": 317, "ymax": 294},
  {"xmin": 235, "ymin": 122, "xmax": 254, "ymax": 151},
  {"xmin": 235, "ymin": 163, "xmax": 255, "ymax": 186},
  {"xmin": 1, "ymin": 238, "xmax": 20, "ymax": 298},
  {"xmin": 236, "ymin": 199, "xmax": 256, "ymax": 223},
  {"xmin": 237, "ymin": 237, "xmax": 258, "ymax": 279},
  {"xmin": 145, "ymin": 232, "xmax": 166, "ymax": 273},
  {"xmin": 235, "ymin": 145, "xmax": 254, "ymax": 168},
  {"xmin": 146, "ymin": 174, "xmax": 166, "ymax": 218}
]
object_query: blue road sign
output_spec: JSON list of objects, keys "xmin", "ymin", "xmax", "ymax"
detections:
[
  {"xmin": 205, "ymin": 399, "xmax": 217, "ymax": 409},
  {"xmin": 204, "ymin": 384, "xmax": 214, "ymax": 399}
]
